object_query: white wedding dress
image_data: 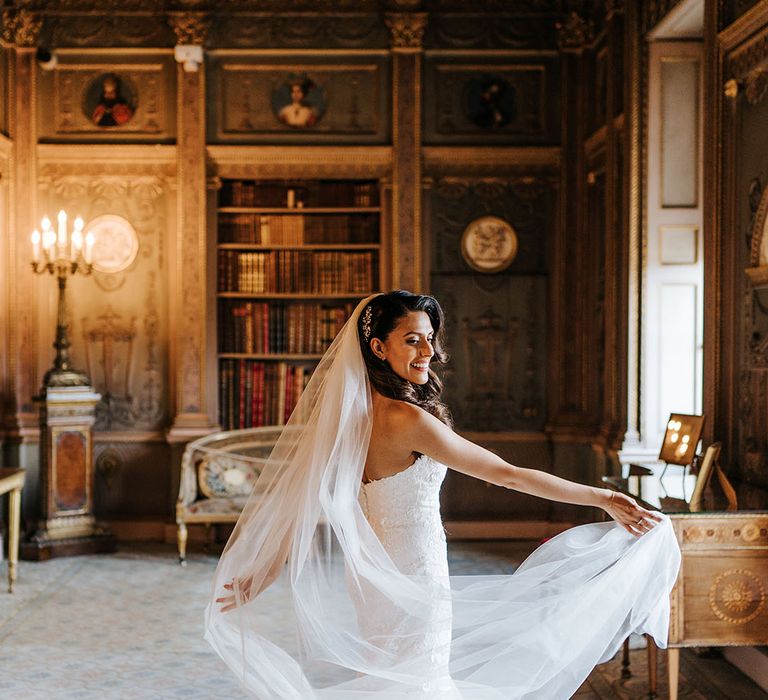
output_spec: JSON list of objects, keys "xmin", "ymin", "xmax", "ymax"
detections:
[
  {"xmin": 205, "ymin": 296, "xmax": 681, "ymax": 700},
  {"xmin": 355, "ymin": 453, "xmax": 680, "ymax": 699}
]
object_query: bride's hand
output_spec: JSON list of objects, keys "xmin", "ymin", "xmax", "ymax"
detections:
[
  {"xmin": 602, "ymin": 490, "xmax": 663, "ymax": 537},
  {"xmin": 216, "ymin": 575, "xmax": 254, "ymax": 613}
]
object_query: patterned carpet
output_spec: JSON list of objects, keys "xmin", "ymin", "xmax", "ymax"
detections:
[{"xmin": 0, "ymin": 540, "xmax": 764, "ymax": 699}]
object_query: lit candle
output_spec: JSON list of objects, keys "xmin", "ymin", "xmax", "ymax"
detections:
[
  {"xmin": 84, "ymin": 231, "xmax": 95, "ymax": 264},
  {"xmin": 71, "ymin": 229, "xmax": 83, "ymax": 254},
  {"xmin": 31, "ymin": 229, "xmax": 41, "ymax": 262},
  {"xmin": 57, "ymin": 210, "xmax": 67, "ymax": 253},
  {"xmin": 72, "ymin": 217, "xmax": 84, "ymax": 258},
  {"xmin": 41, "ymin": 216, "xmax": 52, "ymax": 253},
  {"xmin": 45, "ymin": 229, "xmax": 56, "ymax": 252}
]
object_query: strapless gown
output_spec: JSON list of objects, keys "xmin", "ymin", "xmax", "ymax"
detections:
[{"xmin": 356, "ymin": 454, "xmax": 681, "ymax": 699}]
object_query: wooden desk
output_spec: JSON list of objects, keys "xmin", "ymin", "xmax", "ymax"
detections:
[
  {"xmin": 0, "ymin": 468, "xmax": 24, "ymax": 593},
  {"xmin": 604, "ymin": 476, "xmax": 768, "ymax": 699}
]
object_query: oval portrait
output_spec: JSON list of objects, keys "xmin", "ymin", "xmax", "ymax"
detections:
[
  {"xmin": 83, "ymin": 73, "xmax": 137, "ymax": 128},
  {"xmin": 272, "ymin": 74, "xmax": 326, "ymax": 129},
  {"xmin": 85, "ymin": 214, "xmax": 139, "ymax": 274},
  {"xmin": 464, "ymin": 74, "xmax": 517, "ymax": 130},
  {"xmin": 460, "ymin": 216, "xmax": 518, "ymax": 273}
]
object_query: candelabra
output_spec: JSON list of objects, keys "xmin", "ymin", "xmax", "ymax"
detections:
[
  {"xmin": 31, "ymin": 210, "xmax": 95, "ymax": 387},
  {"xmin": 23, "ymin": 211, "xmax": 113, "ymax": 560}
]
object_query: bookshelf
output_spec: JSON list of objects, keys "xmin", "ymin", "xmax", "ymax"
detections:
[{"xmin": 216, "ymin": 178, "xmax": 382, "ymax": 430}]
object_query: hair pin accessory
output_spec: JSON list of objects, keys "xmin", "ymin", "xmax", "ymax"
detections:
[{"xmin": 362, "ymin": 305, "xmax": 373, "ymax": 341}]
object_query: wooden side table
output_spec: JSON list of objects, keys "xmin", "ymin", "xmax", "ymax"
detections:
[
  {"xmin": 603, "ymin": 475, "xmax": 768, "ymax": 699},
  {"xmin": 0, "ymin": 468, "xmax": 24, "ymax": 593}
]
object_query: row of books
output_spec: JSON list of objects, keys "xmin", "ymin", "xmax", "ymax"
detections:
[
  {"xmin": 219, "ymin": 360, "xmax": 312, "ymax": 430},
  {"xmin": 218, "ymin": 250, "xmax": 377, "ymax": 294},
  {"xmin": 219, "ymin": 301, "xmax": 354, "ymax": 354},
  {"xmin": 221, "ymin": 180, "xmax": 379, "ymax": 208},
  {"xmin": 218, "ymin": 213, "xmax": 379, "ymax": 245}
]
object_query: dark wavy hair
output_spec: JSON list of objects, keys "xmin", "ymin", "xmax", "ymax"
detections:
[{"xmin": 358, "ymin": 290, "xmax": 452, "ymax": 426}]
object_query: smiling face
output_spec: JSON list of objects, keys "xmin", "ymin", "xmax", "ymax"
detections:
[{"xmin": 370, "ymin": 310, "xmax": 435, "ymax": 385}]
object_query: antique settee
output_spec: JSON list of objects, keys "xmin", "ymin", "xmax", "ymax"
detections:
[{"xmin": 176, "ymin": 426, "xmax": 282, "ymax": 564}]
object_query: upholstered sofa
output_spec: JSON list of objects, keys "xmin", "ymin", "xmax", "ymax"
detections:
[{"xmin": 176, "ymin": 427, "xmax": 282, "ymax": 564}]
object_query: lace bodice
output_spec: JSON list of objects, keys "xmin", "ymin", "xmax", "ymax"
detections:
[
  {"xmin": 359, "ymin": 454, "xmax": 448, "ymax": 578},
  {"xmin": 356, "ymin": 455, "xmax": 455, "ymax": 694}
]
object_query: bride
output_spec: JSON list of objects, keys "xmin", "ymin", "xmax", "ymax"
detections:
[{"xmin": 205, "ymin": 291, "xmax": 681, "ymax": 699}]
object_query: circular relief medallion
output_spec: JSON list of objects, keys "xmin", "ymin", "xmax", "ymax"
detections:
[
  {"xmin": 460, "ymin": 216, "xmax": 518, "ymax": 273},
  {"xmin": 709, "ymin": 568, "xmax": 765, "ymax": 624},
  {"xmin": 86, "ymin": 215, "xmax": 139, "ymax": 274}
]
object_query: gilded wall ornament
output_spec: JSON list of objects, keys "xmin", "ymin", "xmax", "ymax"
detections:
[
  {"xmin": 460, "ymin": 216, "xmax": 518, "ymax": 273},
  {"xmin": 168, "ymin": 12, "xmax": 210, "ymax": 45},
  {"xmin": 385, "ymin": 12, "xmax": 427, "ymax": 50},
  {"xmin": 85, "ymin": 215, "xmax": 140, "ymax": 274},
  {"xmin": 556, "ymin": 12, "xmax": 592, "ymax": 50},
  {"xmin": 1, "ymin": 9, "xmax": 42, "ymax": 47}
]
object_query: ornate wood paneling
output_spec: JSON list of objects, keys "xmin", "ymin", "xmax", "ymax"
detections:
[
  {"xmin": 37, "ymin": 146, "xmax": 176, "ymax": 433},
  {"xmin": 36, "ymin": 53, "xmax": 176, "ymax": 142},
  {"xmin": 712, "ymin": 4, "xmax": 768, "ymax": 496},
  {"xmin": 422, "ymin": 57, "xmax": 559, "ymax": 145},
  {"xmin": 209, "ymin": 12, "xmax": 388, "ymax": 49},
  {"xmin": 7, "ymin": 46, "xmax": 41, "ymax": 432},
  {"xmin": 93, "ymin": 439, "xmax": 172, "ymax": 517},
  {"xmin": 428, "ymin": 174, "xmax": 556, "ymax": 433},
  {"xmin": 207, "ymin": 54, "xmax": 390, "ymax": 144}
]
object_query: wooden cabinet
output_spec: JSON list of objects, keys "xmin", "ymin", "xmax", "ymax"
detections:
[
  {"xmin": 664, "ymin": 512, "xmax": 768, "ymax": 700},
  {"xmin": 215, "ymin": 178, "xmax": 382, "ymax": 430}
]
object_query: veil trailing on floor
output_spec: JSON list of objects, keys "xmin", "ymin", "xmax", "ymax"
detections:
[{"xmin": 204, "ymin": 294, "xmax": 681, "ymax": 699}]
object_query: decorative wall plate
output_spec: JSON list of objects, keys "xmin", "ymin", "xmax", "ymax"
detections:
[
  {"xmin": 460, "ymin": 216, "xmax": 518, "ymax": 273},
  {"xmin": 86, "ymin": 215, "xmax": 139, "ymax": 274}
]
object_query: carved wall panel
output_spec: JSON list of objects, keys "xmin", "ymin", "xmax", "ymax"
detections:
[
  {"xmin": 37, "ymin": 54, "xmax": 176, "ymax": 142},
  {"xmin": 0, "ymin": 146, "xmax": 9, "ymax": 427},
  {"xmin": 0, "ymin": 49, "xmax": 7, "ymax": 137},
  {"xmin": 209, "ymin": 13, "xmax": 388, "ymax": 49},
  {"xmin": 93, "ymin": 440, "xmax": 171, "ymax": 517},
  {"xmin": 46, "ymin": 15, "xmax": 176, "ymax": 48},
  {"xmin": 727, "ymin": 1, "xmax": 765, "ymax": 27},
  {"xmin": 429, "ymin": 176, "xmax": 555, "ymax": 432},
  {"xmin": 37, "ymin": 156, "xmax": 175, "ymax": 432},
  {"xmin": 423, "ymin": 57, "xmax": 560, "ymax": 145},
  {"xmin": 734, "ymin": 76, "xmax": 768, "ymax": 489},
  {"xmin": 208, "ymin": 55, "xmax": 390, "ymax": 144},
  {"xmin": 424, "ymin": 13, "xmax": 560, "ymax": 51}
]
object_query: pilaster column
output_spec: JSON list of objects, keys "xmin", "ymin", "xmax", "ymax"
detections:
[
  {"xmin": 2, "ymin": 10, "xmax": 42, "ymax": 440},
  {"xmin": 386, "ymin": 10, "xmax": 427, "ymax": 292},
  {"xmin": 167, "ymin": 13, "xmax": 216, "ymax": 442},
  {"xmin": 547, "ymin": 12, "xmax": 594, "ymax": 436}
]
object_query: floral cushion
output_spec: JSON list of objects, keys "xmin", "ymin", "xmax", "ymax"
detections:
[{"xmin": 197, "ymin": 453, "xmax": 262, "ymax": 499}]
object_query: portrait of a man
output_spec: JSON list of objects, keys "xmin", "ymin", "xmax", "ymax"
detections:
[
  {"xmin": 272, "ymin": 75, "xmax": 325, "ymax": 129},
  {"xmin": 86, "ymin": 73, "xmax": 136, "ymax": 128}
]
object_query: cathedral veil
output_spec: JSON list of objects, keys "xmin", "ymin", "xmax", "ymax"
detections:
[{"xmin": 204, "ymin": 294, "xmax": 681, "ymax": 699}]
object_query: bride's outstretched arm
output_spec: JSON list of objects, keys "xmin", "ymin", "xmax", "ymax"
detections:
[
  {"xmin": 397, "ymin": 402, "xmax": 662, "ymax": 536},
  {"xmin": 215, "ymin": 529, "xmax": 292, "ymax": 612}
]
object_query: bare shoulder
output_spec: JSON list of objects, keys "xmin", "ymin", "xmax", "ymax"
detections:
[{"xmin": 373, "ymin": 397, "xmax": 451, "ymax": 455}]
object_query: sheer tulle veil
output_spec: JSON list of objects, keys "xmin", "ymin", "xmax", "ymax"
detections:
[{"xmin": 204, "ymin": 293, "xmax": 681, "ymax": 699}]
